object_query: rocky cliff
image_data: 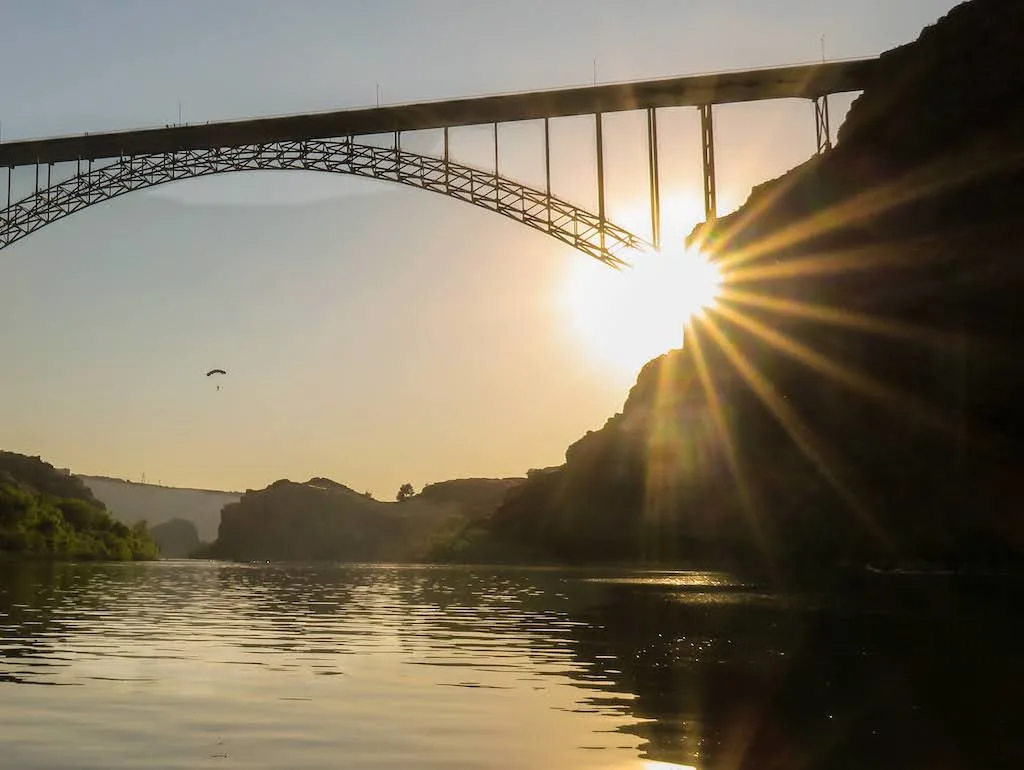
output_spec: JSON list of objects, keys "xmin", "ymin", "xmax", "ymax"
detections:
[{"xmin": 488, "ymin": 0, "xmax": 1024, "ymax": 575}]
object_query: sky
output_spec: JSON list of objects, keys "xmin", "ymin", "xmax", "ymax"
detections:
[{"xmin": 0, "ymin": 0, "xmax": 962, "ymax": 496}]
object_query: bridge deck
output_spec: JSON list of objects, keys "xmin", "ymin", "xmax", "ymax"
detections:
[{"xmin": 0, "ymin": 58, "xmax": 877, "ymax": 167}]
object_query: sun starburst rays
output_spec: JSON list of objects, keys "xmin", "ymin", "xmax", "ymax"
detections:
[
  {"xmin": 686, "ymin": 325, "xmax": 767, "ymax": 553},
  {"xmin": 710, "ymin": 150, "xmax": 1005, "ymax": 277},
  {"xmin": 697, "ymin": 315, "xmax": 867, "ymax": 514},
  {"xmin": 718, "ymin": 286, "xmax": 951, "ymax": 345},
  {"xmin": 566, "ymin": 157, "xmax": 979, "ymax": 563},
  {"xmin": 711, "ymin": 301, "xmax": 958, "ymax": 437},
  {"xmin": 630, "ymin": 200, "xmax": 957, "ymax": 556}
]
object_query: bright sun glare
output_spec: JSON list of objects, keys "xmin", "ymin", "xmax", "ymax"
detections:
[{"xmin": 564, "ymin": 239, "xmax": 723, "ymax": 375}]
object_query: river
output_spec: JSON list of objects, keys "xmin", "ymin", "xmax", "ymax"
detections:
[{"xmin": 0, "ymin": 561, "xmax": 1020, "ymax": 769}]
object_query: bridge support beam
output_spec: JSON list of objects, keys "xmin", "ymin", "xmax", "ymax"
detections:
[
  {"xmin": 647, "ymin": 107, "xmax": 661, "ymax": 251},
  {"xmin": 814, "ymin": 95, "xmax": 832, "ymax": 153},
  {"xmin": 595, "ymin": 112, "xmax": 606, "ymax": 253},
  {"xmin": 443, "ymin": 126, "xmax": 450, "ymax": 187},
  {"xmin": 493, "ymin": 123, "xmax": 500, "ymax": 185},
  {"xmin": 544, "ymin": 118, "xmax": 552, "ymax": 231},
  {"xmin": 700, "ymin": 104, "xmax": 717, "ymax": 223}
]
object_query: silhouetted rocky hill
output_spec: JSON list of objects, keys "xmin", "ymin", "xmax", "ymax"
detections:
[
  {"xmin": 78, "ymin": 476, "xmax": 239, "ymax": 542},
  {"xmin": 415, "ymin": 478, "xmax": 524, "ymax": 516},
  {"xmin": 485, "ymin": 0, "xmax": 1024, "ymax": 577},
  {"xmin": 150, "ymin": 518, "xmax": 201, "ymax": 558},
  {"xmin": 206, "ymin": 476, "xmax": 523, "ymax": 562}
]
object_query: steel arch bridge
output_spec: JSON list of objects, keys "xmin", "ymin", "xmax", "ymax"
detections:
[
  {"xmin": 0, "ymin": 58, "xmax": 877, "ymax": 266},
  {"xmin": 0, "ymin": 139, "xmax": 644, "ymax": 267}
]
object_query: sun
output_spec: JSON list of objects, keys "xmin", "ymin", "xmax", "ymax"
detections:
[{"xmin": 563, "ymin": 240, "xmax": 723, "ymax": 376}]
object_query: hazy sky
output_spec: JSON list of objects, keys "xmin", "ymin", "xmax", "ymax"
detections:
[{"xmin": 0, "ymin": 0, "xmax": 961, "ymax": 495}]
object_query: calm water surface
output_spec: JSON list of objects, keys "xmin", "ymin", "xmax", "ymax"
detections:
[{"xmin": 1, "ymin": 561, "xmax": 1021, "ymax": 769}]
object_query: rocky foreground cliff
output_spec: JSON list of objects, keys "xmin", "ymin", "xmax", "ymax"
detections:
[{"xmin": 483, "ymin": 0, "xmax": 1024, "ymax": 575}]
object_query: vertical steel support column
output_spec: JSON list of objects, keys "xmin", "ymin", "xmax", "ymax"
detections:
[
  {"xmin": 700, "ymin": 105, "xmax": 717, "ymax": 223},
  {"xmin": 647, "ymin": 107, "xmax": 661, "ymax": 251},
  {"xmin": 595, "ymin": 112, "xmax": 606, "ymax": 253},
  {"xmin": 394, "ymin": 131, "xmax": 401, "ymax": 178},
  {"xmin": 34, "ymin": 161, "xmax": 39, "ymax": 195},
  {"xmin": 5, "ymin": 166, "xmax": 10, "ymax": 242},
  {"xmin": 814, "ymin": 95, "xmax": 832, "ymax": 153},
  {"xmin": 443, "ymin": 126, "xmax": 450, "ymax": 188},
  {"xmin": 493, "ymin": 122, "xmax": 499, "ymax": 202},
  {"xmin": 544, "ymin": 118, "xmax": 552, "ymax": 231}
]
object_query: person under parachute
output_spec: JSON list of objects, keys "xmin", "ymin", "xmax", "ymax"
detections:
[{"xmin": 206, "ymin": 369, "xmax": 227, "ymax": 391}]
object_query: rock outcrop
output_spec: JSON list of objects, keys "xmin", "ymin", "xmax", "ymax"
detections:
[
  {"xmin": 488, "ymin": 0, "xmax": 1024, "ymax": 575},
  {"xmin": 149, "ymin": 518, "xmax": 201, "ymax": 558},
  {"xmin": 206, "ymin": 476, "xmax": 523, "ymax": 562}
]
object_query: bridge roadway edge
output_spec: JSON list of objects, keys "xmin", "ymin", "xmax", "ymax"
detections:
[{"xmin": 0, "ymin": 59, "xmax": 878, "ymax": 167}]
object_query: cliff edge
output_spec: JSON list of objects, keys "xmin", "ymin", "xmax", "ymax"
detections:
[{"xmin": 488, "ymin": 0, "xmax": 1024, "ymax": 574}]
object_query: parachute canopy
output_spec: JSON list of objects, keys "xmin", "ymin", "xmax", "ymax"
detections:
[{"xmin": 206, "ymin": 369, "xmax": 227, "ymax": 377}]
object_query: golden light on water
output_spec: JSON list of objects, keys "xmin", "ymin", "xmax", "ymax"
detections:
[{"xmin": 564, "ymin": 242, "xmax": 723, "ymax": 375}]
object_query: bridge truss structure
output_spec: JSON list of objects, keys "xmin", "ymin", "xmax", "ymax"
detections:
[
  {"xmin": 0, "ymin": 58, "xmax": 875, "ymax": 265},
  {"xmin": 0, "ymin": 139, "xmax": 644, "ymax": 267}
]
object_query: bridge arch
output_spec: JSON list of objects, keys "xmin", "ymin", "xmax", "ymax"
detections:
[{"xmin": 0, "ymin": 140, "xmax": 648, "ymax": 267}]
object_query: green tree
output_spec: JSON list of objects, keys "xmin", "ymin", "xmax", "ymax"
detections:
[
  {"xmin": 0, "ymin": 479, "xmax": 158, "ymax": 561},
  {"xmin": 396, "ymin": 483, "xmax": 415, "ymax": 502}
]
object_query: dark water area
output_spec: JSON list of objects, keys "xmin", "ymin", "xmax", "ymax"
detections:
[{"xmin": 0, "ymin": 562, "xmax": 1021, "ymax": 769}]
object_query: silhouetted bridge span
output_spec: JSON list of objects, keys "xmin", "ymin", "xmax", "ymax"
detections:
[{"xmin": 0, "ymin": 58, "xmax": 877, "ymax": 265}]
